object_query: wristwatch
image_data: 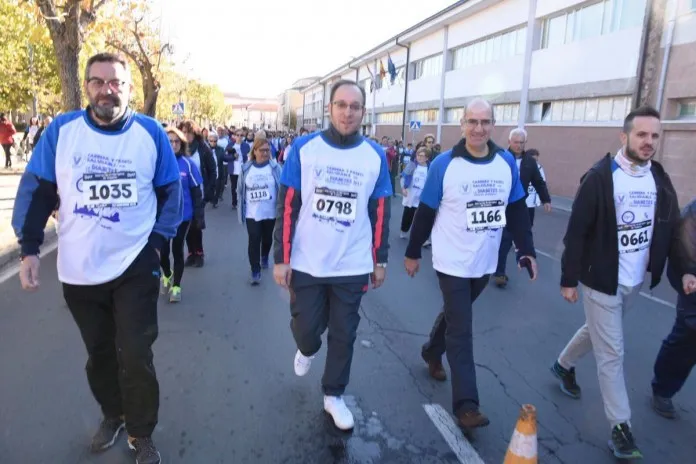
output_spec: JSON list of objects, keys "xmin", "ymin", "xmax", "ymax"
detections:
[{"xmin": 376, "ymin": 262, "xmax": 387, "ymax": 268}]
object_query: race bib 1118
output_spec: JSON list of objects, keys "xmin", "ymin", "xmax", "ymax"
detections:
[{"xmin": 82, "ymin": 171, "xmax": 138, "ymax": 208}]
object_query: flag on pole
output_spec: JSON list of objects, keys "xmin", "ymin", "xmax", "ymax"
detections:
[
  {"xmin": 387, "ymin": 53, "xmax": 397, "ymax": 85},
  {"xmin": 379, "ymin": 60, "xmax": 387, "ymax": 80}
]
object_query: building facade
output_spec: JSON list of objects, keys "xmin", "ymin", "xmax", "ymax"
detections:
[
  {"xmin": 299, "ymin": 0, "xmax": 696, "ymax": 203},
  {"xmin": 278, "ymin": 77, "xmax": 319, "ymax": 131},
  {"xmin": 224, "ymin": 93, "xmax": 279, "ymax": 130}
]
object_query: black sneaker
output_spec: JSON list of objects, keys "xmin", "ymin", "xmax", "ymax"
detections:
[
  {"xmin": 493, "ymin": 274, "xmax": 508, "ymax": 288},
  {"xmin": 90, "ymin": 416, "xmax": 125, "ymax": 453},
  {"xmin": 261, "ymin": 257, "xmax": 269, "ymax": 269},
  {"xmin": 652, "ymin": 394, "xmax": 677, "ymax": 419},
  {"xmin": 550, "ymin": 361, "xmax": 581, "ymax": 399},
  {"xmin": 194, "ymin": 254, "xmax": 204, "ymax": 268},
  {"xmin": 128, "ymin": 437, "xmax": 161, "ymax": 464},
  {"xmin": 608, "ymin": 423, "xmax": 643, "ymax": 460},
  {"xmin": 184, "ymin": 254, "xmax": 196, "ymax": 267}
]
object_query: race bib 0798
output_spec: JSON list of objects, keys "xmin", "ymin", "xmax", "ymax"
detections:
[
  {"xmin": 312, "ymin": 187, "xmax": 357, "ymax": 222},
  {"xmin": 466, "ymin": 199, "xmax": 506, "ymax": 231},
  {"xmin": 82, "ymin": 171, "xmax": 138, "ymax": 208}
]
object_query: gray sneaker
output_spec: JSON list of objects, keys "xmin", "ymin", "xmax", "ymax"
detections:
[
  {"xmin": 652, "ymin": 394, "xmax": 677, "ymax": 419},
  {"xmin": 90, "ymin": 416, "xmax": 125, "ymax": 453},
  {"xmin": 128, "ymin": 437, "xmax": 161, "ymax": 464}
]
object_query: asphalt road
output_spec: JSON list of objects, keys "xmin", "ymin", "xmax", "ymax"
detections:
[{"xmin": 0, "ymin": 196, "xmax": 694, "ymax": 464}]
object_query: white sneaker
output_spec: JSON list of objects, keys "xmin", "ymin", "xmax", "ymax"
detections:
[
  {"xmin": 294, "ymin": 350, "xmax": 314, "ymax": 376},
  {"xmin": 324, "ymin": 395, "xmax": 355, "ymax": 430},
  {"xmin": 423, "ymin": 238, "xmax": 432, "ymax": 248},
  {"xmin": 399, "ymin": 230, "xmax": 408, "ymax": 239}
]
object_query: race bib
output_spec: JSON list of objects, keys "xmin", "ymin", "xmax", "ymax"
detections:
[
  {"xmin": 82, "ymin": 172, "xmax": 138, "ymax": 208},
  {"xmin": 618, "ymin": 220, "xmax": 651, "ymax": 254},
  {"xmin": 312, "ymin": 187, "xmax": 357, "ymax": 222},
  {"xmin": 466, "ymin": 199, "xmax": 506, "ymax": 231},
  {"xmin": 247, "ymin": 186, "xmax": 271, "ymax": 203},
  {"xmin": 528, "ymin": 185, "xmax": 536, "ymax": 194}
]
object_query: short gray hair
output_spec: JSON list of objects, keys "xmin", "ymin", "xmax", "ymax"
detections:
[
  {"xmin": 208, "ymin": 132, "xmax": 219, "ymax": 140},
  {"xmin": 464, "ymin": 97, "xmax": 495, "ymax": 122},
  {"xmin": 508, "ymin": 127, "xmax": 528, "ymax": 142}
]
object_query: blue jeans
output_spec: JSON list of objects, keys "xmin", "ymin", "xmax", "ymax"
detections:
[{"xmin": 652, "ymin": 294, "xmax": 696, "ymax": 398}]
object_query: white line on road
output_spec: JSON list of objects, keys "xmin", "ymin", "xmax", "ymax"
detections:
[
  {"xmin": 0, "ymin": 240, "xmax": 58, "ymax": 285},
  {"xmin": 423, "ymin": 404, "xmax": 485, "ymax": 464},
  {"xmin": 534, "ymin": 248, "xmax": 676, "ymax": 309}
]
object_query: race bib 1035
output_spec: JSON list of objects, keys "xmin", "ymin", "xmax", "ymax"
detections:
[{"xmin": 82, "ymin": 171, "xmax": 138, "ymax": 208}]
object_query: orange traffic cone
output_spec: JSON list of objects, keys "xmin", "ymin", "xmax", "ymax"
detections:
[{"xmin": 504, "ymin": 404, "xmax": 538, "ymax": 464}]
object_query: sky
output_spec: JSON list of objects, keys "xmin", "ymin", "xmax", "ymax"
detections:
[{"xmin": 153, "ymin": 0, "xmax": 456, "ymax": 98}]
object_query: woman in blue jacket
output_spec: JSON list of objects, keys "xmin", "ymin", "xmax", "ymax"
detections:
[
  {"xmin": 160, "ymin": 127, "xmax": 204, "ymax": 302},
  {"xmin": 237, "ymin": 137, "xmax": 282, "ymax": 285}
]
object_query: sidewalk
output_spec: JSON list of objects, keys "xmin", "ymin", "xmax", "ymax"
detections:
[
  {"xmin": 550, "ymin": 194, "xmax": 573, "ymax": 213},
  {"xmin": 0, "ymin": 167, "xmax": 56, "ymax": 272}
]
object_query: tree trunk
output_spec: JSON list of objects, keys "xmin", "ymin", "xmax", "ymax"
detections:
[
  {"xmin": 54, "ymin": 40, "xmax": 83, "ymax": 111},
  {"xmin": 142, "ymin": 79, "xmax": 159, "ymax": 117}
]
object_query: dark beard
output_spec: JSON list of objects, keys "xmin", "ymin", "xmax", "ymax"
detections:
[
  {"xmin": 625, "ymin": 145, "xmax": 651, "ymax": 166},
  {"xmin": 91, "ymin": 97, "xmax": 124, "ymax": 124}
]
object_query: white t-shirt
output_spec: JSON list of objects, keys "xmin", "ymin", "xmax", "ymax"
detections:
[
  {"xmin": 613, "ymin": 167, "xmax": 656, "ymax": 287},
  {"xmin": 280, "ymin": 133, "xmax": 393, "ymax": 277},
  {"xmin": 526, "ymin": 163, "xmax": 545, "ymax": 208},
  {"xmin": 232, "ymin": 143, "xmax": 242, "ymax": 175},
  {"xmin": 420, "ymin": 150, "xmax": 526, "ymax": 278},
  {"xmin": 402, "ymin": 165, "xmax": 428, "ymax": 208},
  {"xmin": 245, "ymin": 164, "xmax": 277, "ymax": 220}
]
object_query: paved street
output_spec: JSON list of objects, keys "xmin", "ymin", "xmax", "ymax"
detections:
[{"xmin": 1, "ymin": 197, "xmax": 694, "ymax": 464}]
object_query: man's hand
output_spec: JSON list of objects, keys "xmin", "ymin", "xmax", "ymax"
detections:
[
  {"xmin": 682, "ymin": 274, "xmax": 696, "ymax": 295},
  {"xmin": 273, "ymin": 263, "xmax": 292, "ymax": 289},
  {"xmin": 371, "ymin": 265, "xmax": 386, "ymax": 289},
  {"xmin": 543, "ymin": 203, "xmax": 552, "ymax": 213},
  {"xmin": 561, "ymin": 286, "xmax": 579, "ymax": 303},
  {"xmin": 19, "ymin": 255, "xmax": 40, "ymax": 291},
  {"xmin": 404, "ymin": 257, "xmax": 420, "ymax": 277},
  {"xmin": 402, "ymin": 188, "xmax": 408, "ymax": 198},
  {"xmin": 518, "ymin": 256, "xmax": 538, "ymax": 281}
]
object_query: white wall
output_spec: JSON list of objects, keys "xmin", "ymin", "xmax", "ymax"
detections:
[
  {"xmin": 444, "ymin": 55, "xmax": 525, "ymax": 99},
  {"xmin": 536, "ymin": 0, "xmax": 586, "ymax": 18},
  {"xmin": 530, "ymin": 28, "xmax": 642, "ymax": 89},
  {"xmin": 341, "ymin": 70, "xmax": 358, "ymax": 81},
  {"xmin": 409, "ymin": 75, "xmax": 442, "ymax": 103},
  {"xmin": 672, "ymin": 10, "xmax": 696, "ymax": 46},
  {"xmin": 374, "ymin": 83, "xmax": 406, "ymax": 108},
  {"xmin": 358, "ymin": 64, "xmax": 372, "ymax": 81},
  {"xmin": 448, "ymin": 0, "xmax": 529, "ymax": 49},
  {"xmin": 410, "ymin": 30, "xmax": 445, "ymax": 62}
]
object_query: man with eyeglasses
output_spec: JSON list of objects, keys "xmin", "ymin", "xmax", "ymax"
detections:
[
  {"xmin": 224, "ymin": 129, "xmax": 251, "ymax": 209},
  {"xmin": 12, "ymin": 52, "xmax": 181, "ymax": 464},
  {"xmin": 404, "ymin": 98, "xmax": 537, "ymax": 429},
  {"xmin": 273, "ymin": 79, "xmax": 392, "ymax": 431}
]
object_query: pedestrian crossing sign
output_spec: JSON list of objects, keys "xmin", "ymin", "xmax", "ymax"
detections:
[
  {"xmin": 409, "ymin": 120, "xmax": 421, "ymax": 132},
  {"xmin": 172, "ymin": 102, "xmax": 185, "ymax": 115}
]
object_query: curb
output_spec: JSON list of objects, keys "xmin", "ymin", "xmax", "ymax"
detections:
[{"xmin": 0, "ymin": 224, "xmax": 57, "ymax": 275}]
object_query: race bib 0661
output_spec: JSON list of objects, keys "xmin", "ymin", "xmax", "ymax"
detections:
[
  {"xmin": 82, "ymin": 171, "xmax": 138, "ymax": 208},
  {"xmin": 312, "ymin": 187, "xmax": 357, "ymax": 222},
  {"xmin": 466, "ymin": 199, "xmax": 506, "ymax": 231},
  {"xmin": 618, "ymin": 220, "xmax": 651, "ymax": 254}
]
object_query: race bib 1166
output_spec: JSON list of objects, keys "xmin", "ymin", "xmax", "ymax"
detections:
[
  {"xmin": 312, "ymin": 187, "xmax": 357, "ymax": 222},
  {"xmin": 466, "ymin": 199, "xmax": 506, "ymax": 231},
  {"xmin": 82, "ymin": 171, "xmax": 138, "ymax": 208}
]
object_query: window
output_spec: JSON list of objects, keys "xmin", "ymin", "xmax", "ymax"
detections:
[
  {"xmin": 446, "ymin": 107, "xmax": 464, "ymax": 123},
  {"xmin": 493, "ymin": 103, "xmax": 520, "ymax": 123},
  {"xmin": 530, "ymin": 96, "xmax": 631, "ymax": 123},
  {"xmin": 410, "ymin": 109, "xmax": 439, "ymax": 123},
  {"xmin": 541, "ymin": 0, "xmax": 646, "ymax": 49},
  {"xmin": 413, "ymin": 54, "xmax": 443, "ymax": 80},
  {"xmin": 451, "ymin": 26, "xmax": 527, "ymax": 71},
  {"xmin": 376, "ymin": 112, "xmax": 403, "ymax": 124},
  {"xmin": 678, "ymin": 100, "xmax": 696, "ymax": 119}
]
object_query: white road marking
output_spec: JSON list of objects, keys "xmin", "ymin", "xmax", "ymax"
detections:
[
  {"xmin": 423, "ymin": 404, "xmax": 485, "ymax": 464},
  {"xmin": 0, "ymin": 240, "xmax": 58, "ymax": 285},
  {"xmin": 534, "ymin": 248, "xmax": 676, "ymax": 309}
]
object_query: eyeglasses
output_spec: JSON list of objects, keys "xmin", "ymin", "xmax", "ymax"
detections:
[
  {"xmin": 332, "ymin": 101, "xmax": 363, "ymax": 112},
  {"xmin": 257, "ymin": 148, "xmax": 271, "ymax": 154},
  {"xmin": 465, "ymin": 119, "xmax": 492, "ymax": 128},
  {"xmin": 87, "ymin": 77, "xmax": 127, "ymax": 92},
  {"xmin": 168, "ymin": 139, "xmax": 181, "ymax": 145}
]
